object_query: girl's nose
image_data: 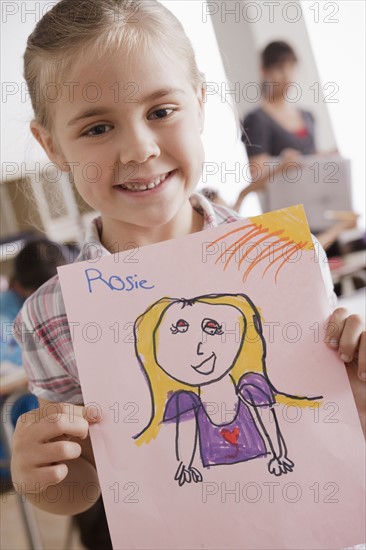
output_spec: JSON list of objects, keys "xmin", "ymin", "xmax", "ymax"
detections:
[
  {"xmin": 196, "ymin": 342, "xmax": 204, "ymax": 355},
  {"xmin": 119, "ymin": 124, "xmax": 160, "ymax": 165}
]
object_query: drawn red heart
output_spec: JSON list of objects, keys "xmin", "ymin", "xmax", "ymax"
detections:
[{"xmin": 220, "ymin": 427, "xmax": 239, "ymax": 445}]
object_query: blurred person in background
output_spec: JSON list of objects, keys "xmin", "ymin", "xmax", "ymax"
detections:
[
  {"xmin": 1, "ymin": 237, "xmax": 69, "ymax": 373},
  {"xmin": 239, "ymin": 40, "xmax": 318, "ymax": 208},
  {"xmin": 235, "ymin": 41, "xmax": 357, "ymax": 255}
]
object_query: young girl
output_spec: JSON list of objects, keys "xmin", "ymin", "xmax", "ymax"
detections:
[{"xmin": 11, "ymin": 0, "xmax": 365, "ymax": 539}]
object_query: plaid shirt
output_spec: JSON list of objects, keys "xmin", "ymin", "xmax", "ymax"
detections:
[{"xmin": 13, "ymin": 193, "xmax": 335, "ymax": 404}]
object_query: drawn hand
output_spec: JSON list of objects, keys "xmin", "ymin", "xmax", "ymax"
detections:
[
  {"xmin": 268, "ymin": 456, "xmax": 294, "ymax": 476},
  {"xmin": 174, "ymin": 461, "xmax": 203, "ymax": 486},
  {"xmin": 279, "ymin": 456, "xmax": 295, "ymax": 472}
]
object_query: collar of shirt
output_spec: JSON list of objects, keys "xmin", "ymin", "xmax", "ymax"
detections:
[{"xmin": 78, "ymin": 192, "xmax": 219, "ymax": 262}]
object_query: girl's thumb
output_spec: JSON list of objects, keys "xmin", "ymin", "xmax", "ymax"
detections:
[{"xmin": 83, "ymin": 403, "xmax": 102, "ymax": 423}]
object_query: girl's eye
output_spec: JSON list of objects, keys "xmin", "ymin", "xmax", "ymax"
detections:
[
  {"xmin": 202, "ymin": 318, "xmax": 223, "ymax": 336},
  {"xmin": 148, "ymin": 108, "xmax": 173, "ymax": 121},
  {"xmin": 82, "ymin": 124, "xmax": 112, "ymax": 138},
  {"xmin": 170, "ymin": 319, "xmax": 189, "ymax": 334}
]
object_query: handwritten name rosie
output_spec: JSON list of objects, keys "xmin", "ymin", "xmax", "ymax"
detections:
[{"xmin": 85, "ymin": 269, "xmax": 155, "ymax": 294}]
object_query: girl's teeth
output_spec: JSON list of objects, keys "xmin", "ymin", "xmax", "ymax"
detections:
[{"xmin": 122, "ymin": 172, "xmax": 169, "ymax": 192}]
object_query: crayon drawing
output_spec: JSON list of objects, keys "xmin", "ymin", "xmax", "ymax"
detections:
[
  {"xmin": 133, "ymin": 293, "xmax": 322, "ymax": 486},
  {"xmin": 57, "ymin": 206, "xmax": 365, "ymax": 549},
  {"xmin": 207, "ymin": 205, "xmax": 314, "ymax": 283}
]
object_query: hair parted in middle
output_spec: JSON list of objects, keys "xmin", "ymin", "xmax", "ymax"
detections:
[{"xmin": 24, "ymin": 0, "xmax": 205, "ymax": 133}]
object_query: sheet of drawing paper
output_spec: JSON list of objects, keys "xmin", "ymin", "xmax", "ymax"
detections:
[{"xmin": 58, "ymin": 205, "xmax": 365, "ymax": 550}]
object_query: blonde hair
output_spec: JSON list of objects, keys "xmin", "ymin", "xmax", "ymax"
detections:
[
  {"xmin": 134, "ymin": 294, "xmax": 267, "ymax": 444},
  {"xmin": 23, "ymin": 0, "xmax": 205, "ymax": 133}
]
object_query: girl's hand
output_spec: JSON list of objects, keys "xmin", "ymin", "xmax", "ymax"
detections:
[
  {"xmin": 326, "ymin": 307, "xmax": 366, "ymax": 435},
  {"xmin": 268, "ymin": 456, "xmax": 294, "ymax": 476},
  {"xmin": 326, "ymin": 308, "xmax": 366, "ymax": 380},
  {"xmin": 11, "ymin": 402, "xmax": 101, "ymax": 495},
  {"xmin": 174, "ymin": 461, "xmax": 203, "ymax": 486}
]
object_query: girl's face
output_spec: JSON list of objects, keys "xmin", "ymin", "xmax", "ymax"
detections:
[
  {"xmin": 34, "ymin": 45, "xmax": 205, "ymax": 233},
  {"xmin": 155, "ymin": 302, "xmax": 244, "ymax": 387}
]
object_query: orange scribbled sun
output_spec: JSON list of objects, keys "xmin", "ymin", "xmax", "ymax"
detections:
[{"xmin": 208, "ymin": 205, "xmax": 314, "ymax": 283}]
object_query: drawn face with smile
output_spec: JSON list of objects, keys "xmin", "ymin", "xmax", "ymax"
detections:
[{"xmin": 155, "ymin": 302, "xmax": 244, "ymax": 386}]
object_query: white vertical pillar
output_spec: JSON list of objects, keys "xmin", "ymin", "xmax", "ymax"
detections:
[{"xmin": 301, "ymin": 0, "xmax": 365, "ymax": 227}]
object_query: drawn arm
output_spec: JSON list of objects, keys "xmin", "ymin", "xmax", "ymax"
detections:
[
  {"xmin": 238, "ymin": 373, "xmax": 294, "ymax": 476},
  {"xmin": 250, "ymin": 402, "xmax": 294, "ymax": 476},
  {"xmin": 174, "ymin": 414, "xmax": 203, "ymax": 486},
  {"xmin": 164, "ymin": 391, "xmax": 203, "ymax": 486}
]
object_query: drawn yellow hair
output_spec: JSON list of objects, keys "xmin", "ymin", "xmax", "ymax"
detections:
[{"xmin": 133, "ymin": 293, "xmax": 321, "ymax": 445}]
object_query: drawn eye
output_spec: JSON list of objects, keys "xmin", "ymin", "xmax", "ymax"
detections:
[
  {"xmin": 202, "ymin": 318, "xmax": 223, "ymax": 336},
  {"xmin": 170, "ymin": 319, "xmax": 189, "ymax": 334}
]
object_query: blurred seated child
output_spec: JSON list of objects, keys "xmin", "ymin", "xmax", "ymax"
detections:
[{"xmin": 1, "ymin": 237, "xmax": 69, "ymax": 373}]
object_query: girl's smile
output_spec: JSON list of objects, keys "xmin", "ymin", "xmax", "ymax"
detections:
[{"xmin": 113, "ymin": 168, "xmax": 177, "ymax": 195}]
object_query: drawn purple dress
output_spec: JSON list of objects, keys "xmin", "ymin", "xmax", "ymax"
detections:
[{"xmin": 163, "ymin": 372, "xmax": 275, "ymax": 467}]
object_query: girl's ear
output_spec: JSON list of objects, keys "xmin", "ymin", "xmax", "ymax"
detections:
[{"xmin": 30, "ymin": 120, "xmax": 70, "ymax": 172}]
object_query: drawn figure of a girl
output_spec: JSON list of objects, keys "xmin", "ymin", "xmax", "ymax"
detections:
[{"xmin": 133, "ymin": 294, "xmax": 321, "ymax": 486}]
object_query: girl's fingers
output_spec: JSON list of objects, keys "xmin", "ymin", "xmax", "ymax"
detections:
[
  {"xmin": 15, "ymin": 464, "xmax": 69, "ymax": 494},
  {"xmin": 19, "ymin": 411, "xmax": 90, "ymax": 442},
  {"xmin": 18, "ymin": 402, "xmax": 102, "ymax": 444},
  {"xmin": 32, "ymin": 464, "xmax": 69, "ymax": 491},
  {"xmin": 83, "ymin": 403, "xmax": 103, "ymax": 423},
  {"xmin": 326, "ymin": 308, "xmax": 366, "ymax": 380},
  {"xmin": 38, "ymin": 402, "xmax": 102, "ymax": 425},
  {"xmin": 337, "ymin": 314, "xmax": 364, "ymax": 364},
  {"xmin": 325, "ymin": 307, "xmax": 348, "ymax": 348},
  {"xmin": 357, "ymin": 331, "xmax": 366, "ymax": 381},
  {"xmin": 39, "ymin": 440, "xmax": 82, "ymax": 465},
  {"xmin": 24, "ymin": 440, "xmax": 77, "ymax": 469}
]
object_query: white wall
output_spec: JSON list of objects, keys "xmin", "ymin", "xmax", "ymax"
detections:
[
  {"xmin": 1, "ymin": 2, "xmax": 50, "ymax": 166},
  {"xmin": 302, "ymin": 0, "xmax": 365, "ymax": 227}
]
